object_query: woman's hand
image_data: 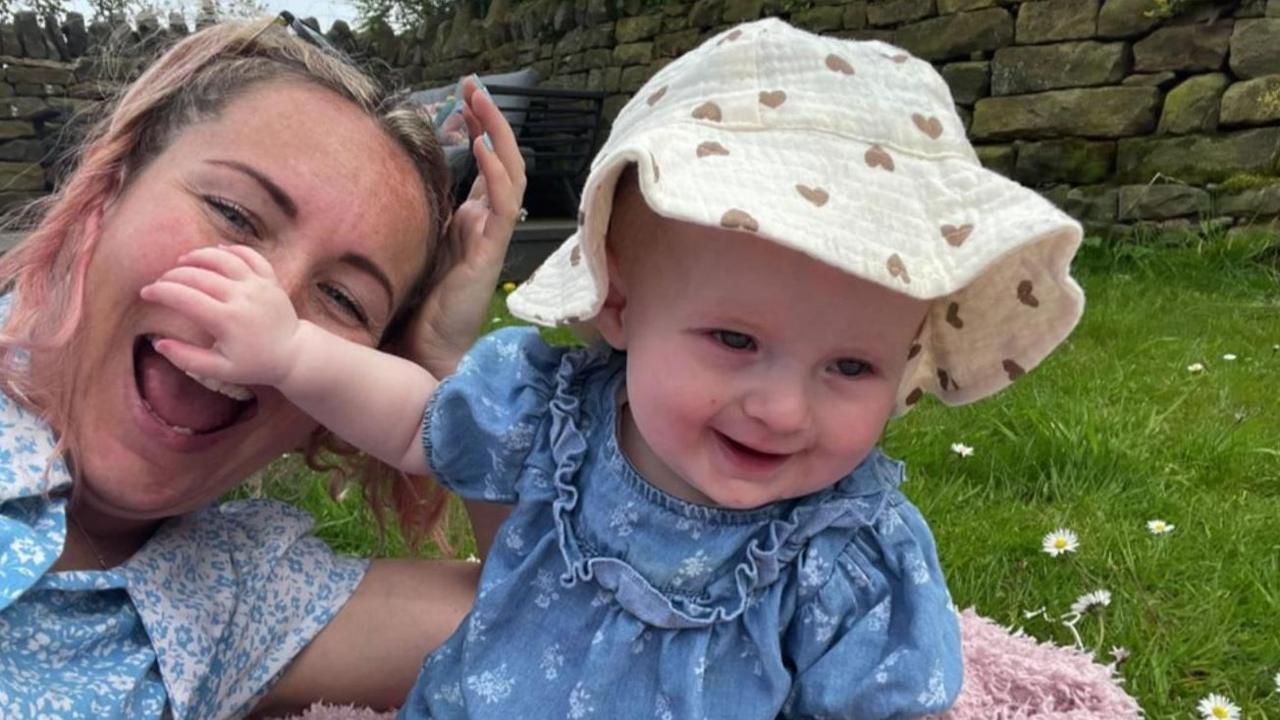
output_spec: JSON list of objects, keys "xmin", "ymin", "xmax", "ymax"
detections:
[{"xmin": 408, "ymin": 76, "xmax": 527, "ymax": 377}]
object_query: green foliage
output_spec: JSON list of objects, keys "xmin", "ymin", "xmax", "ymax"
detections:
[
  {"xmin": 1218, "ymin": 173, "xmax": 1280, "ymax": 194},
  {"xmin": 1143, "ymin": 0, "xmax": 1234, "ymax": 19},
  {"xmin": 259, "ymin": 234, "xmax": 1280, "ymax": 716}
]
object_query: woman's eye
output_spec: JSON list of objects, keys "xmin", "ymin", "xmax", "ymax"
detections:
[
  {"xmin": 320, "ymin": 283, "xmax": 369, "ymax": 326},
  {"xmin": 712, "ymin": 330, "xmax": 755, "ymax": 351},
  {"xmin": 205, "ymin": 197, "xmax": 256, "ymax": 237},
  {"xmin": 833, "ymin": 359, "xmax": 869, "ymax": 378}
]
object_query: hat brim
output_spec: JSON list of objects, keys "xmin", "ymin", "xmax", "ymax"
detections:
[{"xmin": 509, "ymin": 124, "xmax": 1083, "ymax": 407}]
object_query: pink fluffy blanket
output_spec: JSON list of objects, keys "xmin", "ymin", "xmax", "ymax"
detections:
[{"xmin": 287, "ymin": 609, "xmax": 1141, "ymax": 720}]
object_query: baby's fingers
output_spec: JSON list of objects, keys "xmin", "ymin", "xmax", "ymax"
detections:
[
  {"xmin": 150, "ymin": 338, "xmax": 234, "ymax": 380},
  {"xmin": 152, "ymin": 266, "xmax": 237, "ymax": 302},
  {"xmin": 174, "ymin": 245, "xmax": 257, "ymax": 281},
  {"xmin": 140, "ymin": 280, "xmax": 234, "ymax": 336},
  {"xmin": 219, "ymin": 244, "xmax": 277, "ymax": 280}
]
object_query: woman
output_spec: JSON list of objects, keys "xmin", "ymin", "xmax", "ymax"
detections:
[{"xmin": 0, "ymin": 16, "xmax": 523, "ymax": 719}]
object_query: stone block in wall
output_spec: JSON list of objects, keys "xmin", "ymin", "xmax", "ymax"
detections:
[
  {"xmin": 614, "ymin": 42, "xmax": 654, "ymax": 66},
  {"xmin": 1015, "ymin": 0, "xmax": 1100, "ymax": 44},
  {"xmin": 1116, "ymin": 128, "xmax": 1280, "ymax": 183},
  {"xmin": 939, "ymin": 0, "xmax": 999, "ymax": 14},
  {"xmin": 1, "ymin": 97, "xmax": 50, "ymax": 120},
  {"xmin": 1133, "ymin": 22, "xmax": 1232, "ymax": 72},
  {"xmin": 1015, "ymin": 138, "xmax": 1115, "ymax": 184},
  {"xmin": 4, "ymin": 61, "xmax": 75, "ymax": 86},
  {"xmin": 722, "ymin": 0, "xmax": 765, "ymax": 23},
  {"xmin": 14, "ymin": 12, "xmax": 48, "ymax": 59},
  {"xmin": 664, "ymin": 14, "xmax": 691, "ymax": 32},
  {"xmin": 68, "ymin": 81, "xmax": 116, "ymax": 100},
  {"xmin": 1122, "ymin": 71, "xmax": 1178, "ymax": 88},
  {"xmin": 1229, "ymin": 19, "xmax": 1280, "ymax": 79},
  {"xmin": 553, "ymin": 1, "xmax": 576, "ymax": 34},
  {"xmin": 620, "ymin": 64, "xmax": 650, "ymax": 92},
  {"xmin": 0, "ymin": 120, "xmax": 35, "ymax": 139},
  {"xmin": 895, "ymin": 8, "xmax": 1013, "ymax": 61},
  {"xmin": 1270, "ymin": 0, "xmax": 1280, "ymax": 16},
  {"xmin": 0, "ymin": 83, "xmax": 10, "ymax": 98},
  {"xmin": 0, "ymin": 160, "xmax": 44, "ymax": 190},
  {"xmin": 584, "ymin": 0, "xmax": 613, "ymax": 25},
  {"xmin": 975, "ymin": 143, "xmax": 1015, "ymax": 176},
  {"xmin": 1220, "ymin": 75, "xmax": 1280, "ymax": 126},
  {"xmin": 0, "ymin": 138, "xmax": 43, "ymax": 162},
  {"xmin": 46, "ymin": 96, "xmax": 93, "ymax": 114},
  {"xmin": 1235, "ymin": 0, "xmax": 1266, "ymax": 17},
  {"xmin": 656, "ymin": 29, "xmax": 703, "ymax": 57},
  {"xmin": 1118, "ymin": 184, "xmax": 1210, "ymax": 220},
  {"xmin": 690, "ymin": 0, "xmax": 724, "ymax": 28},
  {"xmin": 844, "ymin": 2, "xmax": 868, "ymax": 29},
  {"xmin": 588, "ymin": 65, "xmax": 622, "ymax": 93},
  {"xmin": 957, "ymin": 105, "xmax": 972, "ymax": 130},
  {"xmin": 62, "ymin": 14, "xmax": 88, "ymax": 58},
  {"xmin": 584, "ymin": 47, "xmax": 612, "ymax": 67},
  {"xmin": 991, "ymin": 41, "xmax": 1129, "ymax": 95},
  {"xmin": 42, "ymin": 14, "xmax": 68, "ymax": 61},
  {"xmin": 617, "ymin": 15, "xmax": 662, "ymax": 43},
  {"xmin": 1098, "ymin": 0, "xmax": 1162, "ymax": 37},
  {"xmin": 793, "ymin": 6, "xmax": 846, "ymax": 32},
  {"xmin": 1057, "ymin": 185, "xmax": 1119, "ymax": 223},
  {"xmin": 1215, "ymin": 184, "xmax": 1280, "ymax": 216},
  {"xmin": 833, "ymin": 28, "xmax": 897, "ymax": 42},
  {"xmin": 555, "ymin": 27, "xmax": 586, "ymax": 56},
  {"xmin": 867, "ymin": 0, "xmax": 936, "ymax": 28},
  {"xmin": 942, "ymin": 61, "xmax": 990, "ymax": 104},
  {"xmin": 0, "ymin": 191, "xmax": 41, "ymax": 211},
  {"xmin": 971, "ymin": 86, "xmax": 1159, "ymax": 140},
  {"xmin": 0, "ymin": 24, "xmax": 19, "ymax": 57},
  {"xmin": 14, "ymin": 83, "xmax": 62, "ymax": 97},
  {"xmin": 1159, "ymin": 73, "xmax": 1229, "ymax": 134},
  {"xmin": 583, "ymin": 24, "xmax": 616, "ymax": 48}
]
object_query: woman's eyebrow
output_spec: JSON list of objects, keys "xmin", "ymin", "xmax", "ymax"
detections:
[
  {"xmin": 341, "ymin": 252, "xmax": 394, "ymax": 309},
  {"xmin": 206, "ymin": 159, "xmax": 297, "ymax": 219}
]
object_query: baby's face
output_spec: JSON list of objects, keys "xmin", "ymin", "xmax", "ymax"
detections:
[{"xmin": 605, "ymin": 208, "xmax": 928, "ymax": 510}]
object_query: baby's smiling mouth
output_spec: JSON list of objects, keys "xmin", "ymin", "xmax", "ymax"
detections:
[
  {"xmin": 133, "ymin": 335, "xmax": 256, "ymax": 435},
  {"xmin": 715, "ymin": 431, "xmax": 792, "ymax": 466}
]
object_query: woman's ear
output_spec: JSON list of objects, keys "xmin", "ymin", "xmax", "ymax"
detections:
[{"xmin": 593, "ymin": 247, "xmax": 628, "ymax": 350}]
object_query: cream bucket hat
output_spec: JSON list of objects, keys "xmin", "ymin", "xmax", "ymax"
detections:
[{"xmin": 509, "ymin": 17, "xmax": 1084, "ymax": 410}]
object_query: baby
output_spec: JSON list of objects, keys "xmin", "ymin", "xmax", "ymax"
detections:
[{"xmin": 143, "ymin": 18, "xmax": 1084, "ymax": 719}]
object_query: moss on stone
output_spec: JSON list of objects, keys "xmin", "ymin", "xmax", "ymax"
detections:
[{"xmin": 1218, "ymin": 172, "xmax": 1280, "ymax": 193}]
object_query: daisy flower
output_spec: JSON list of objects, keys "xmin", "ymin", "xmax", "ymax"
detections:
[
  {"xmin": 1109, "ymin": 646, "xmax": 1129, "ymax": 663},
  {"xmin": 1041, "ymin": 528, "xmax": 1079, "ymax": 557},
  {"xmin": 1146, "ymin": 519, "xmax": 1175, "ymax": 535},
  {"xmin": 950, "ymin": 442, "xmax": 974, "ymax": 458},
  {"xmin": 1197, "ymin": 693, "xmax": 1240, "ymax": 720},
  {"xmin": 1069, "ymin": 589, "xmax": 1112, "ymax": 615},
  {"xmin": 1187, "ymin": 362, "xmax": 1206, "ymax": 373},
  {"xmin": 1222, "ymin": 353, "xmax": 1237, "ymax": 361}
]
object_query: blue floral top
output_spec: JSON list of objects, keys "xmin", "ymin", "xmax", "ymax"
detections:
[
  {"xmin": 0, "ymin": 390, "xmax": 368, "ymax": 719},
  {"xmin": 401, "ymin": 328, "xmax": 962, "ymax": 719}
]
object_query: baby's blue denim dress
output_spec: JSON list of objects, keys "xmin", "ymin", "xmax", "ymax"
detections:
[{"xmin": 401, "ymin": 327, "xmax": 961, "ymax": 719}]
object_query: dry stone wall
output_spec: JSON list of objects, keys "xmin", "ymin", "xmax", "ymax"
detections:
[{"xmin": 3, "ymin": 0, "xmax": 1279, "ymax": 234}]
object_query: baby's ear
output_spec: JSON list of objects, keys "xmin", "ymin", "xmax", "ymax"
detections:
[{"xmin": 594, "ymin": 247, "xmax": 628, "ymax": 350}]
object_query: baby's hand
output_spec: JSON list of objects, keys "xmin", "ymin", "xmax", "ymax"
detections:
[{"xmin": 140, "ymin": 245, "xmax": 303, "ymax": 389}]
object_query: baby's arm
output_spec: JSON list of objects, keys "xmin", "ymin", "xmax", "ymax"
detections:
[{"xmin": 140, "ymin": 245, "xmax": 433, "ymax": 475}]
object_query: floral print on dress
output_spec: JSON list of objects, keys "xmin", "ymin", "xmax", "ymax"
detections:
[
  {"xmin": 0, "ymin": 384, "xmax": 367, "ymax": 720},
  {"xmin": 401, "ymin": 328, "xmax": 962, "ymax": 719}
]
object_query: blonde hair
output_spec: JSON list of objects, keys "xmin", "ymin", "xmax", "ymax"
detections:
[{"xmin": 0, "ymin": 18, "xmax": 454, "ymax": 544}]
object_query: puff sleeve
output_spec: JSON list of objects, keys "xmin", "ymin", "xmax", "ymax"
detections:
[
  {"xmin": 423, "ymin": 327, "xmax": 566, "ymax": 503},
  {"xmin": 781, "ymin": 499, "xmax": 963, "ymax": 719}
]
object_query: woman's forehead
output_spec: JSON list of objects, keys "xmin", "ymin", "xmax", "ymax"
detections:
[{"xmin": 176, "ymin": 81, "xmax": 434, "ymax": 296}]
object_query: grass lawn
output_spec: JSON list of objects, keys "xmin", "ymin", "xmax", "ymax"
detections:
[{"xmin": 249, "ymin": 230, "xmax": 1280, "ymax": 718}]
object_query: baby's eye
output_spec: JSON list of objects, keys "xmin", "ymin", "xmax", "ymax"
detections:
[
  {"xmin": 712, "ymin": 330, "xmax": 755, "ymax": 351},
  {"xmin": 832, "ymin": 359, "xmax": 869, "ymax": 378}
]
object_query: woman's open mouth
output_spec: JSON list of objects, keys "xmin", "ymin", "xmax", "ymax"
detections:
[{"xmin": 133, "ymin": 335, "xmax": 257, "ymax": 435}]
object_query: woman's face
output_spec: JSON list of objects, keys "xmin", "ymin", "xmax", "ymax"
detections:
[{"xmin": 68, "ymin": 80, "xmax": 433, "ymax": 522}]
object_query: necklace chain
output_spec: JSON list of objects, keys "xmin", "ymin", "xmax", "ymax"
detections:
[{"xmin": 67, "ymin": 509, "xmax": 109, "ymax": 570}]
